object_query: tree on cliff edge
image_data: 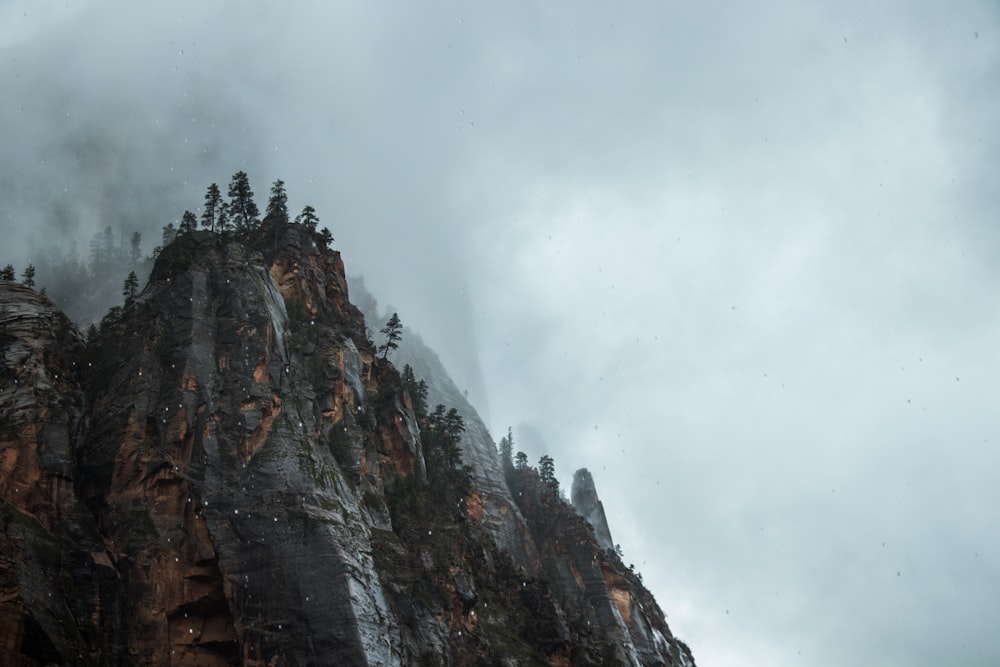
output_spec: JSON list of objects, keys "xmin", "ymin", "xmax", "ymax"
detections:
[
  {"xmin": 227, "ymin": 171, "xmax": 260, "ymax": 234},
  {"xmin": 0, "ymin": 264, "xmax": 14, "ymax": 281},
  {"xmin": 295, "ymin": 205, "xmax": 319, "ymax": 232},
  {"xmin": 266, "ymin": 179, "xmax": 289, "ymax": 223},
  {"xmin": 21, "ymin": 263, "xmax": 35, "ymax": 288},
  {"xmin": 538, "ymin": 455, "xmax": 558, "ymax": 493},
  {"xmin": 378, "ymin": 312, "xmax": 403, "ymax": 360},
  {"xmin": 202, "ymin": 183, "xmax": 223, "ymax": 232},
  {"xmin": 179, "ymin": 211, "xmax": 198, "ymax": 235}
]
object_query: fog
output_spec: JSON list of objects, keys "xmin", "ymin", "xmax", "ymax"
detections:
[{"xmin": 2, "ymin": 2, "xmax": 999, "ymax": 665}]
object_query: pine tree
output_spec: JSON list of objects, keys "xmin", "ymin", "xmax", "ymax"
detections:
[
  {"xmin": 317, "ymin": 227, "xmax": 334, "ymax": 250},
  {"xmin": 227, "ymin": 171, "xmax": 260, "ymax": 234},
  {"xmin": 21, "ymin": 263, "xmax": 35, "ymax": 288},
  {"xmin": 266, "ymin": 179, "xmax": 289, "ymax": 222},
  {"xmin": 218, "ymin": 202, "xmax": 230, "ymax": 234},
  {"xmin": 123, "ymin": 271, "xmax": 139, "ymax": 306},
  {"xmin": 378, "ymin": 312, "xmax": 403, "ymax": 360},
  {"xmin": 201, "ymin": 183, "xmax": 223, "ymax": 232},
  {"xmin": 498, "ymin": 426, "xmax": 514, "ymax": 472},
  {"xmin": 295, "ymin": 205, "xmax": 319, "ymax": 232},
  {"xmin": 0, "ymin": 264, "xmax": 14, "ymax": 281},
  {"xmin": 514, "ymin": 451, "xmax": 528, "ymax": 469},
  {"xmin": 179, "ymin": 210, "xmax": 198, "ymax": 234},
  {"xmin": 538, "ymin": 455, "xmax": 558, "ymax": 492},
  {"xmin": 402, "ymin": 364, "xmax": 428, "ymax": 419}
]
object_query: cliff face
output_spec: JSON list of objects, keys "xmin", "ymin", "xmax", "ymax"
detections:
[
  {"xmin": 0, "ymin": 284, "xmax": 122, "ymax": 665},
  {"xmin": 571, "ymin": 468, "xmax": 614, "ymax": 553},
  {"xmin": 0, "ymin": 223, "xmax": 694, "ymax": 666}
]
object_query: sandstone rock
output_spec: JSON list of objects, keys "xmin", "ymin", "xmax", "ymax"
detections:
[{"xmin": 0, "ymin": 224, "xmax": 695, "ymax": 666}]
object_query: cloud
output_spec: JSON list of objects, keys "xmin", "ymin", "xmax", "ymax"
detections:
[{"xmin": 2, "ymin": 2, "xmax": 999, "ymax": 665}]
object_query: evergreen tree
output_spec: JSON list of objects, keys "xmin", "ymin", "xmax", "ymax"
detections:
[
  {"xmin": 218, "ymin": 201, "xmax": 230, "ymax": 234},
  {"xmin": 123, "ymin": 271, "xmax": 139, "ymax": 306},
  {"xmin": 402, "ymin": 364, "xmax": 429, "ymax": 419},
  {"xmin": 21, "ymin": 263, "xmax": 35, "ymax": 288},
  {"xmin": 227, "ymin": 171, "xmax": 260, "ymax": 233},
  {"xmin": 444, "ymin": 407, "xmax": 465, "ymax": 442},
  {"xmin": 266, "ymin": 179, "xmax": 289, "ymax": 222},
  {"xmin": 514, "ymin": 451, "xmax": 528, "ymax": 469},
  {"xmin": 201, "ymin": 183, "xmax": 223, "ymax": 232},
  {"xmin": 317, "ymin": 226, "xmax": 334, "ymax": 250},
  {"xmin": 129, "ymin": 231, "xmax": 142, "ymax": 266},
  {"xmin": 498, "ymin": 426, "xmax": 514, "ymax": 472},
  {"xmin": 378, "ymin": 312, "xmax": 403, "ymax": 360},
  {"xmin": 295, "ymin": 205, "xmax": 319, "ymax": 232},
  {"xmin": 179, "ymin": 210, "xmax": 198, "ymax": 234},
  {"xmin": 0, "ymin": 264, "xmax": 14, "ymax": 281},
  {"xmin": 538, "ymin": 455, "xmax": 558, "ymax": 492}
]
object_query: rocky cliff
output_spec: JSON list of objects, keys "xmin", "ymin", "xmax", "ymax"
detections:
[
  {"xmin": 570, "ymin": 469, "xmax": 614, "ymax": 553},
  {"xmin": 0, "ymin": 220, "xmax": 694, "ymax": 666}
]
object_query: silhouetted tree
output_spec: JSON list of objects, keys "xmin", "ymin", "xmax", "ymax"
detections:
[
  {"xmin": 123, "ymin": 271, "xmax": 139, "ymax": 306},
  {"xmin": 498, "ymin": 427, "xmax": 514, "ymax": 472},
  {"xmin": 21, "ymin": 263, "xmax": 35, "ymax": 288},
  {"xmin": 266, "ymin": 179, "xmax": 289, "ymax": 222},
  {"xmin": 295, "ymin": 205, "xmax": 319, "ymax": 232},
  {"xmin": 538, "ymin": 455, "xmax": 558, "ymax": 492},
  {"xmin": 317, "ymin": 227, "xmax": 334, "ymax": 250},
  {"xmin": 378, "ymin": 312, "xmax": 403, "ymax": 360},
  {"xmin": 218, "ymin": 202, "xmax": 230, "ymax": 233},
  {"xmin": 514, "ymin": 451, "xmax": 528, "ymax": 469},
  {"xmin": 0, "ymin": 264, "xmax": 14, "ymax": 281},
  {"xmin": 227, "ymin": 171, "xmax": 260, "ymax": 233},
  {"xmin": 201, "ymin": 183, "xmax": 223, "ymax": 232},
  {"xmin": 179, "ymin": 210, "xmax": 198, "ymax": 234}
]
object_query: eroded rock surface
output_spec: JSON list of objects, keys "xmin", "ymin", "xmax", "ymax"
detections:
[
  {"xmin": 571, "ymin": 468, "xmax": 615, "ymax": 553},
  {"xmin": 0, "ymin": 223, "xmax": 695, "ymax": 666}
]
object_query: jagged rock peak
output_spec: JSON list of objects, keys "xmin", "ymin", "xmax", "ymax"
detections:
[{"xmin": 572, "ymin": 467, "xmax": 615, "ymax": 552}]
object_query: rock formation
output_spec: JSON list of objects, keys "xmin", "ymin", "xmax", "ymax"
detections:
[
  {"xmin": 0, "ymin": 220, "xmax": 695, "ymax": 666},
  {"xmin": 571, "ymin": 468, "xmax": 615, "ymax": 553}
]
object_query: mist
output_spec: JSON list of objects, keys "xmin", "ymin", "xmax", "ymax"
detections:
[{"xmin": 3, "ymin": 1, "xmax": 1000, "ymax": 665}]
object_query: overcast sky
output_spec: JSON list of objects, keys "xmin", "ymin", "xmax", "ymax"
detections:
[{"xmin": 2, "ymin": 1, "xmax": 999, "ymax": 665}]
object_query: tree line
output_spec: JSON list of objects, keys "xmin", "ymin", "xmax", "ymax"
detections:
[
  {"xmin": 1, "ymin": 171, "xmax": 336, "ymax": 328},
  {"xmin": 158, "ymin": 172, "xmax": 333, "ymax": 252}
]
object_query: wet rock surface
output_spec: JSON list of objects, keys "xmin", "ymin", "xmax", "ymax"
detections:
[
  {"xmin": 0, "ymin": 225, "xmax": 694, "ymax": 666},
  {"xmin": 571, "ymin": 468, "xmax": 615, "ymax": 553}
]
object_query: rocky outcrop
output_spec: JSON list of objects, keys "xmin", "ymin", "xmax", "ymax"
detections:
[
  {"xmin": 0, "ymin": 283, "xmax": 122, "ymax": 665},
  {"xmin": 508, "ymin": 466, "xmax": 696, "ymax": 667},
  {"xmin": 391, "ymin": 329, "xmax": 540, "ymax": 571},
  {"xmin": 571, "ymin": 468, "xmax": 615, "ymax": 552},
  {"xmin": 0, "ymin": 221, "xmax": 694, "ymax": 666}
]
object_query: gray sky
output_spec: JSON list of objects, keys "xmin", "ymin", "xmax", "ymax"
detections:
[{"xmin": 2, "ymin": 1, "xmax": 999, "ymax": 665}]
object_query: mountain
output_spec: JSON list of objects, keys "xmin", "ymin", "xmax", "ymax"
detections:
[{"xmin": 0, "ymin": 219, "xmax": 695, "ymax": 666}]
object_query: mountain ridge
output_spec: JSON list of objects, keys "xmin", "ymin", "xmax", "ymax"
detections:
[{"xmin": 0, "ymin": 219, "xmax": 695, "ymax": 666}]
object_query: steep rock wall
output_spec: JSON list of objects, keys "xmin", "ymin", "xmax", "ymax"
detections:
[{"xmin": 0, "ymin": 222, "xmax": 695, "ymax": 666}]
